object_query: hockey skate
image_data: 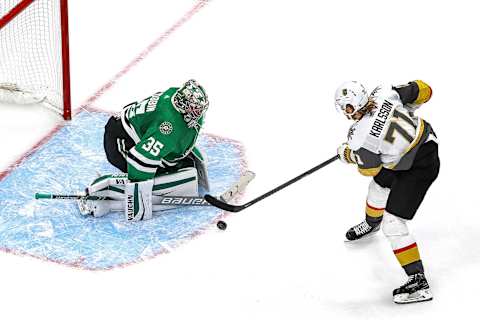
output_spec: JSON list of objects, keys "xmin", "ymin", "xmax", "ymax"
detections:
[
  {"xmin": 345, "ymin": 220, "xmax": 380, "ymax": 242},
  {"xmin": 393, "ymin": 273, "xmax": 433, "ymax": 304}
]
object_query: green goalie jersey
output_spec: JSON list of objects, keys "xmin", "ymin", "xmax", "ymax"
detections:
[{"xmin": 120, "ymin": 87, "xmax": 205, "ymax": 181}]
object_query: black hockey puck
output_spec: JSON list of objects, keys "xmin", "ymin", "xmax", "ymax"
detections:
[{"xmin": 217, "ymin": 220, "xmax": 227, "ymax": 230}]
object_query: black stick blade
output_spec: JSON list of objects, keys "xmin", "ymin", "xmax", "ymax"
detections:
[{"xmin": 204, "ymin": 194, "xmax": 244, "ymax": 212}]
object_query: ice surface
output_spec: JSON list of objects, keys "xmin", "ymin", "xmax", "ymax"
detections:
[
  {"xmin": 2, "ymin": 0, "xmax": 480, "ymax": 319},
  {"xmin": 0, "ymin": 110, "xmax": 247, "ymax": 269}
]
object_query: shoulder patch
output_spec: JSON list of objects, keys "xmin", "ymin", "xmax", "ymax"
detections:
[{"xmin": 159, "ymin": 121, "xmax": 173, "ymax": 135}]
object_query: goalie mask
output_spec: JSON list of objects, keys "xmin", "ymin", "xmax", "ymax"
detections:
[
  {"xmin": 172, "ymin": 79, "xmax": 209, "ymax": 130},
  {"xmin": 334, "ymin": 81, "xmax": 368, "ymax": 120}
]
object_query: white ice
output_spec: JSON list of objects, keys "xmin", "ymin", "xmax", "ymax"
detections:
[{"xmin": 1, "ymin": 0, "xmax": 479, "ymax": 319}]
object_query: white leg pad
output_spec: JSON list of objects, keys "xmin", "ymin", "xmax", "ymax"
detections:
[
  {"xmin": 152, "ymin": 167, "xmax": 198, "ymax": 197},
  {"xmin": 87, "ymin": 173, "xmax": 128, "ymax": 200},
  {"xmin": 125, "ymin": 180, "xmax": 153, "ymax": 222},
  {"xmin": 84, "ymin": 168, "xmax": 199, "ymax": 218}
]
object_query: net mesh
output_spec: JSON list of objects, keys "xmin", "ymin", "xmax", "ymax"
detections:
[{"xmin": 0, "ymin": 0, "xmax": 65, "ymax": 114}]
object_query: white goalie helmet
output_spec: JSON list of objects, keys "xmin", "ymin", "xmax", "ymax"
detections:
[
  {"xmin": 334, "ymin": 81, "xmax": 368, "ymax": 120},
  {"xmin": 172, "ymin": 79, "xmax": 209, "ymax": 131}
]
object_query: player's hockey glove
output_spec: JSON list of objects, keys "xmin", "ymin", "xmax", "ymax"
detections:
[{"xmin": 337, "ymin": 143, "xmax": 356, "ymax": 164}]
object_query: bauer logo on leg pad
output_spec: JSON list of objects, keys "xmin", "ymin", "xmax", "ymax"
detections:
[{"xmin": 160, "ymin": 197, "xmax": 209, "ymax": 205}]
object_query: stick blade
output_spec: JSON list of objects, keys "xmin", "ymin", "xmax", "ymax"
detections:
[{"xmin": 204, "ymin": 194, "xmax": 243, "ymax": 212}]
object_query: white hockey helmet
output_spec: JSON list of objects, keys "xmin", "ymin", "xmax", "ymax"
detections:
[{"xmin": 334, "ymin": 81, "xmax": 368, "ymax": 120}]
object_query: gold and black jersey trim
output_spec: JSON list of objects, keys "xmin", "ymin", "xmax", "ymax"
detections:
[
  {"xmin": 391, "ymin": 120, "xmax": 431, "ymax": 171},
  {"xmin": 393, "ymin": 80, "xmax": 432, "ymax": 106},
  {"xmin": 358, "ymin": 165, "xmax": 382, "ymax": 177},
  {"xmin": 413, "ymin": 80, "xmax": 432, "ymax": 105},
  {"xmin": 354, "ymin": 148, "xmax": 383, "ymax": 176}
]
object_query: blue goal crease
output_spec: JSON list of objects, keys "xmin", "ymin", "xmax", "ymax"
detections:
[{"xmin": 0, "ymin": 110, "xmax": 247, "ymax": 270}]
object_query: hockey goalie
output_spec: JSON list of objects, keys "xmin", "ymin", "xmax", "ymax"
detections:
[
  {"xmin": 335, "ymin": 80, "xmax": 439, "ymax": 304},
  {"xmin": 78, "ymin": 79, "xmax": 210, "ymax": 221}
]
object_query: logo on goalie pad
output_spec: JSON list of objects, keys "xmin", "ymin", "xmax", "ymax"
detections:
[
  {"xmin": 160, "ymin": 197, "xmax": 208, "ymax": 205},
  {"xmin": 115, "ymin": 179, "xmax": 127, "ymax": 185},
  {"xmin": 127, "ymin": 195, "xmax": 135, "ymax": 221}
]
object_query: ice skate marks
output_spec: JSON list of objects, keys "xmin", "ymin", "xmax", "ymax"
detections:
[{"xmin": 0, "ymin": 110, "xmax": 247, "ymax": 270}]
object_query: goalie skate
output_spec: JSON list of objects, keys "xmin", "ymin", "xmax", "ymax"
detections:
[
  {"xmin": 345, "ymin": 220, "xmax": 380, "ymax": 242},
  {"xmin": 393, "ymin": 273, "xmax": 433, "ymax": 304}
]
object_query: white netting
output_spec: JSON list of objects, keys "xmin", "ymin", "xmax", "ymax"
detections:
[{"xmin": 0, "ymin": 0, "xmax": 65, "ymax": 115}]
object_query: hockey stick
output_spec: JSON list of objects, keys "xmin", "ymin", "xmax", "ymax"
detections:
[
  {"xmin": 35, "ymin": 170, "xmax": 256, "ymax": 208},
  {"xmin": 35, "ymin": 193, "xmax": 212, "ymax": 206},
  {"xmin": 204, "ymin": 155, "xmax": 339, "ymax": 212}
]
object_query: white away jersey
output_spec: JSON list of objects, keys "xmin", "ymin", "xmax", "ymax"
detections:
[{"xmin": 347, "ymin": 84, "xmax": 434, "ymax": 176}]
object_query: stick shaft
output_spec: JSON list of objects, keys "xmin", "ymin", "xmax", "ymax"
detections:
[
  {"xmin": 244, "ymin": 155, "xmax": 338, "ymax": 207},
  {"xmin": 205, "ymin": 155, "xmax": 338, "ymax": 212}
]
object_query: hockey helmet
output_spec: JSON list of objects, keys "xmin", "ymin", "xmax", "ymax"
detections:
[
  {"xmin": 172, "ymin": 79, "xmax": 209, "ymax": 130},
  {"xmin": 334, "ymin": 81, "xmax": 368, "ymax": 120}
]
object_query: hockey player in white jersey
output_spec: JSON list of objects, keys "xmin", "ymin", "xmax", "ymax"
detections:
[{"xmin": 335, "ymin": 80, "xmax": 439, "ymax": 304}]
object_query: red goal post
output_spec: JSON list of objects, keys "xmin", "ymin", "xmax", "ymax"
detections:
[{"xmin": 0, "ymin": 0, "xmax": 71, "ymax": 120}]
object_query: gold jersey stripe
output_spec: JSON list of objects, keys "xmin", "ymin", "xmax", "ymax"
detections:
[
  {"xmin": 413, "ymin": 80, "xmax": 432, "ymax": 104},
  {"xmin": 404, "ymin": 119, "xmax": 425, "ymax": 155},
  {"xmin": 394, "ymin": 245, "xmax": 421, "ymax": 267},
  {"xmin": 358, "ymin": 165, "xmax": 382, "ymax": 177},
  {"xmin": 387, "ymin": 119, "xmax": 426, "ymax": 170}
]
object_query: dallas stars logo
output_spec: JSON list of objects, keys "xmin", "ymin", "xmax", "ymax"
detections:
[{"xmin": 159, "ymin": 121, "xmax": 173, "ymax": 135}]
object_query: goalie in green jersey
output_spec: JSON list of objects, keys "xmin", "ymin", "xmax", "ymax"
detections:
[{"xmin": 78, "ymin": 79, "xmax": 210, "ymax": 221}]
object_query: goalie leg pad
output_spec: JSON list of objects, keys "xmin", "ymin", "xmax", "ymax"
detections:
[
  {"xmin": 188, "ymin": 147, "xmax": 209, "ymax": 192},
  {"xmin": 86, "ymin": 173, "xmax": 128, "ymax": 200},
  {"xmin": 82, "ymin": 168, "xmax": 199, "ymax": 218},
  {"xmin": 152, "ymin": 167, "xmax": 198, "ymax": 196},
  {"xmin": 125, "ymin": 180, "xmax": 154, "ymax": 222}
]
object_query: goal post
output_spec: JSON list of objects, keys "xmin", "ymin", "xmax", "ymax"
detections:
[{"xmin": 0, "ymin": 0, "xmax": 71, "ymax": 120}]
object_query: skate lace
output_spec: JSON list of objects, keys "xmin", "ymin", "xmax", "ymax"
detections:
[
  {"xmin": 353, "ymin": 221, "xmax": 371, "ymax": 235},
  {"xmin": 401, "ymin": 275, "xmax": 418, "ymax": 289}
]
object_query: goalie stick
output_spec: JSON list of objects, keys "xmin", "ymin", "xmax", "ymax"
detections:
[
  {"xmin": 204, "ymin": 155, "xmax": 338, "ymax": 212},
  {"xmin": 35, "ymin": 170, "xmax": 256, "ymax": 208}
]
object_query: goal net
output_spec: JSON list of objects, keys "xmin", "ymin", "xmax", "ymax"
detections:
[{"xmin": 0, "ymin": 0, "xmax": 71, "ymax": 119}]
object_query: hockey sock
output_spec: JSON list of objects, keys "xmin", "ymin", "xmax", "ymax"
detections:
[
  {"xmin": 393, "ymin": 243, "xmax": 425, "ymax": 275},
  {"xmin": 382, "ymin": 212, "xmax": 425, "ymax": 275},
  {"xmin": 365, "ymin": 180, "xmax": 389, "ymax": 227},
  {"xmin": 365, "ymin": 201, "xmax": 384, "ymax": 227}
]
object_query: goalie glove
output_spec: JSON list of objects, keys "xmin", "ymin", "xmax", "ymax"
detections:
[{"xmin": 337, "ymin": 143, "xmax": 356, "ymax": 164}]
